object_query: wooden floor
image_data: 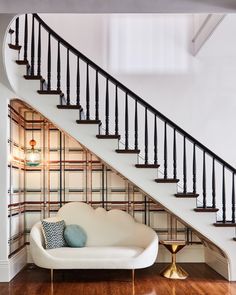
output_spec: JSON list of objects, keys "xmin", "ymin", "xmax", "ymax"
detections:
[{"xmin": 1, "ymin": 263, "xmax": 236, "ymax": 295}]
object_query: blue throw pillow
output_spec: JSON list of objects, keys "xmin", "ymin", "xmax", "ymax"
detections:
[{"xmin": 64, "ymin": 224, "xmax": 87, "ymax": 247}]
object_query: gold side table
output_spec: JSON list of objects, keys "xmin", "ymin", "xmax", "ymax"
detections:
[{"xmin": 160, "ymin": 240, "xmax": 188, "ymax": 280}]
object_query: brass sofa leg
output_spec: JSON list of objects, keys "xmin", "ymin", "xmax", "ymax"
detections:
[
  {"xmin": 51, "ymin": 269, "xmax": 53, "ymax": 283},
  {"xmin": 132, "ymin": 269, "xmax": 135, "ymax": 295},
  {"xmin": 132, "ymin": 269, "xmax": 135, "ymax": 282},
  {"xmin": 50, "ymin": 269, "xmax": 54, "ymax": 294}
]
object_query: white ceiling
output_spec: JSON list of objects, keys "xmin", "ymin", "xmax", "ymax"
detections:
[{"xmin": 1, "ymin": 0, "xmax": 236, "ymax": 13}]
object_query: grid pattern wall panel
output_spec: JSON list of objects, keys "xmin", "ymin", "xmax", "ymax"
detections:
[
  {"xmin": 8, "ymin": 100, "xmax": 202, "ymax": 257},
  {"xmin": 8, "ymin": 104, "xmax": 26, "ymax": 256}
]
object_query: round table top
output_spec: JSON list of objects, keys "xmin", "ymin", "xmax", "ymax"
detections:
[{"xmin": 160, "ymin": 240, "xmax": 186, "ymax": 246}]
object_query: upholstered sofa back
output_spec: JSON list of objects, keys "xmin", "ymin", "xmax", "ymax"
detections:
[{"xmin": 55, "ymin": 202, "xmax": 155, "ymax": 248}]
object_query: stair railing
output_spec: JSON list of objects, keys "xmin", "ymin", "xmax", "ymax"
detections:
[{"xmin": 8, "ymin": 14, "xmax": 236, "ymax": 225}]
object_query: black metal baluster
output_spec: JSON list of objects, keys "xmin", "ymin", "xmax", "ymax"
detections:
[
  {"xmin": 193, "ymin": 144, "xmax": 196, "ymax": 194},
  {"xmin": 30, "ymin": 15, "xmax": 35, "ymax": 76},
  {"xmin": 23, "ymin": 14, "xmax": 28, "ymax": 62},
  {"xmin": 66, "ymin": 49, "xmax": 70, "ymax": 105},
  {"xmin": 203, "ymin": 151, "xmax": 206, "ymax": 208},
  {"xmin": 173, "ymin": 129, "xmax": 177, "ymax": 179},
  {"xmin": 232, "ymin": 172, "xmax": 235, "ymax": 223},
  {"xmin": 9, "ymin": 28, "xmax": 14, "ymax": 45},
  {"xmin": 115, "ymin": 86, "xmax": 118, "ymax": 136},
  {"xmin": 154, "ymin": 115, "xmax": 158, "ymax": 165},
  {"xmin": 222, "ymin": 165, "xmax": 226, "ymax": 223},
  {"xmin": 212, "ymin": 158, "xmax": 216, "ymax": 208},
  {"xmin": 47, "ymin": 33, "xmax": 51, "ymax": 91},
  {"xmin": 134, "ymin": 100, "xmax": 138, "ymax": 150},
  {"xmin": 57, "ymin": 42, "xmax": 61, "ymax": 92},
  {"xmin": 105, "ymin": 78, "xmax": 109, "ymax": 134},
  {"xmin": 37, "ymin": 23, "xmax": 41, "ymax": 76},
  {"xmin": 86, "ymin": 63, "xmax": 90, "ymax": 120},
  {"xmin": 76, "ymin": 56, "xmax": 80, "ymax": 106},
  {"xmin": 164, "ymin": 122, "xmax": 167, "ymax": 179},
  {"xmin": 95, "ymin": 70, "xmax": 99, "ymax": 120},
  {"xmin": 125, "ymin": 93, "xmax": 128, "ymax": 149},
  {"xmin": 183, "ymin": 136, "xmax": 187, "ymax": 193},
  {"xmin": 15, "ymin": 17, "xmax": 19, "ymax": 47},
  {"xmin": 144, "ymin": 107, "xmax": 148, "ymax": 164}
]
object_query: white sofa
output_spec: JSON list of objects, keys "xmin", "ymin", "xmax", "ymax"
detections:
[{"xmin": 30, "ymin": 202, "xmax": 158, "ymax": 279}]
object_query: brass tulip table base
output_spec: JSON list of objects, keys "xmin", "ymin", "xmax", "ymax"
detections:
[{"xmin": 160, "ymin": 240, "xmax": 188, "ymax": 280}]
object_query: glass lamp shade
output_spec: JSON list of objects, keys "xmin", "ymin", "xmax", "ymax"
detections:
[{"xmin": 25, "ymin": 148, "xmax": 41, "ymax": 167}]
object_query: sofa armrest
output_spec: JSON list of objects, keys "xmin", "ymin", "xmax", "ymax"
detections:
[
  {"xmin": 30, "ymin": 220, "xmax": 59, "ymax": 269},
  {"xmin": 137, "ymin": 231, "xmax": 159, "ymax": 266}
]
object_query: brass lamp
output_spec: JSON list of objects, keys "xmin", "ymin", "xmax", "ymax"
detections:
[
  {"xmin": 25, "ymin": 112, "xmax": 41, "ymax": 167},
  {"xmin": 26, "ymin": 139, "xmax": 40, "ymax": 167}
]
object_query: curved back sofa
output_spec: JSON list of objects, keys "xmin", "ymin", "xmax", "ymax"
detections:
[{"xmin": 30, "ymin": 202, "xmax": 159, "ymax": 280}]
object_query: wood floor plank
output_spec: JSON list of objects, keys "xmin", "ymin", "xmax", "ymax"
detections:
[{"xmin": 1, "ymin": 263, "xmax": 236, "ymax": 295}]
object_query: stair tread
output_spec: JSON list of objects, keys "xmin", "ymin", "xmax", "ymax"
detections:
[
  {"xmin": 194, "ymin": 207, "xmax": 219, "ymax": 212},
  {"xmin": 116, "ymin": 149, "xmax": 140, "ymax": 154},
  {"xmin": 8, "ymin": 43, "xmax": 21, "ymax": 50},
  {"xmin": 57, "ymin": 105, "xmax": 82, "ymax": 110},
  {"xmin": 175, "ymin": 192, "xmax": 199, "ymax": 198},
  {"xmin": 96, "ymin": 134, "xmax": 121, "ymax": 139},
  {"xmin": 135, "ymin": 164, "xmax": 160, "ymax": 168},
  {"xmin": 24, "ymin": 75, "xmax": 42, "ymax": 80},
  {"xmin": 16, "ymin": 60, "xmax": 29, "ymax": 65},
  {"xmin": 76, "ymin": 120, "xmax": 101, "ymax": 125},
  {"xmin": 38, "ymin": 90, "xmax": 61, "ymax": 95},
  {"xmin": 155, "ymin": 178, "xmax": 179, "ymax": 183},
  {"xmin": 214, "ymin": 221, "xmax": 236, "ymax": 227}
]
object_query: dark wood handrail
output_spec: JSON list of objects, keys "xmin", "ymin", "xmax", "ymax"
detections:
[{"xmin": 33, "ymin": 13, "xmax": 236, "ymax": 173}]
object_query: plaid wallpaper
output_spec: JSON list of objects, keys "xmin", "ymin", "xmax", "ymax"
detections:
[{"xmin": 8, "ymin": 100, "xmax": 207, "ymax": 258}]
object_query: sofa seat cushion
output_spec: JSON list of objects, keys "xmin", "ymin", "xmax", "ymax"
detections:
[{"xmin": 47, "ymin": 246, "xmax": 144, "ymax": 260}]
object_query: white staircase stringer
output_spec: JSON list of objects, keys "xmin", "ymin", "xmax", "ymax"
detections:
[{"xmin": 4, "ymin": 40, "xmax": 236, "ymax": 281}]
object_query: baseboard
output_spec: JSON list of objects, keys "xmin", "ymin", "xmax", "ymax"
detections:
[
  {"xmin": 9, "ymin": 246, "xmax": 27, "ymax": 281},
  {"xmin": 157, "ymin": 244, "xmax": 204, "ymax": 263},
  {"xmin": 204, "ymin": 247, "xmax": 229, "ymax": 280},
  {"xmin": 0, "ymin": 259, "xmax": 10, "ymax": 282}
]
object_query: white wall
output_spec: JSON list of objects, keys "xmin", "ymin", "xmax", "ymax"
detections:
[
  {"xmin": 0, "ymin": 86, "xmax": 10, "ymax": 281},
  {"xmin": 40, "ymin": 13, "xmax": 236, "ymax": 167}
]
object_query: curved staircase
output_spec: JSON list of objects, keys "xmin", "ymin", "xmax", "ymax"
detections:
[{"xmin": 3, "ymin": 14, "xmax": 236, "ymax": 280}]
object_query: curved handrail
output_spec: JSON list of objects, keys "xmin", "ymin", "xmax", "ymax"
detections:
[{"xmin": 33, "ymin": 13, "xmax": 236, "ymax": 173}]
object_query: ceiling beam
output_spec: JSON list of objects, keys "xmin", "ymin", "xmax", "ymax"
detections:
[{"xmin": 192, "ymin": 14, "xmax": 225, "ymax": 56}]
